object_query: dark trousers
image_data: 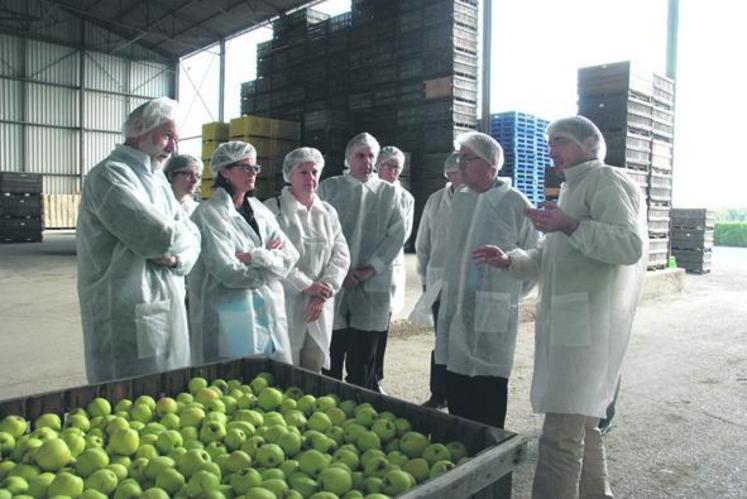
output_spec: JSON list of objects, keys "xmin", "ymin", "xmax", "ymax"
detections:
[
  {"xmin": 323, "ymin": 328, "xmax": 382, "ymax": 391},
  {"xmin": 429, "ymin": 299, "xmax": 448, "ymax": 401},
  {"xmin": 373, "ymin": 314, "xmax": 392, "ymax": 382},
  {"xmin": 445, "ymin": 370, "xmax": 509, "ymax": 428},
  {"xmin": 598, "ymin": 376, "xmax": 621, "ymax": 432}
]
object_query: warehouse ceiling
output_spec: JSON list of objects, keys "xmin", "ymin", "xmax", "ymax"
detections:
[{"xmin": 2, "ymin": 0, "xmax": 321, "ymax": 60}]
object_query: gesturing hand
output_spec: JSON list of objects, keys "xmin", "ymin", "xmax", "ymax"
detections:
[
  {"xmin": 526, "ymin": 202, "xmax": 579, "ymax": 235},
  {"xmin": 473, "ymin": 245, "xmax": 511, "ymax": 268}
]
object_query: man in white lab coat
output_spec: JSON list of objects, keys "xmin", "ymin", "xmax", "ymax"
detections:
[
  {"xmin": 475, "ymin": 116, "xmax": 648, "ymax": 497},
  {"xmin": 77, "ymin": 97, "xmax": 201, "ymax": 383}
]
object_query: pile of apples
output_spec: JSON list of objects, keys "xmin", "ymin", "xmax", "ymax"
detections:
[{"xmin": 0, "ymin": 372, "xmax": 472, "ymax": 498}]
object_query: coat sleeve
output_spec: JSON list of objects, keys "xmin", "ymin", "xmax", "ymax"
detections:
[
  {"xmin": 320, "ymin": 205, "xmax": 351, "ymax": 293},
  {"xmin": 567, "ymin": 176, "xmax": 645, "ymax": 266},
  {"xmin": 366, "ymin": 193, "xmax": 408, "ymax": 275},
  {"xmin": 85, "ymin": 163, "xmax": 179, "ymax": 258},
  {"xmin": 259, "ymin": 217, "xmax": 300, "ymax": 279},
  {"xmin": 169, "ymin": 214, "xmax": 201, "ymax": 276},
  {"xmin": 508, "ymin": 243, "xmax": 543, "ymax": 281},
  {"xmin": 516, "ymin": 208, "xmax": 541, "ymax": 296},
  {"xmin": 414, "ymin": 193, "xmax": 436, "ymax": 287}
]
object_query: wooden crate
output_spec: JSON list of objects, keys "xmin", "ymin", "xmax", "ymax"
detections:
[
  {"xmin": 43, "ymin": 194, "xmax": 80, "ymax": 229},
  {"xmin": 0, "ymin": 358, "xmax": 526, "ymax": 499}
]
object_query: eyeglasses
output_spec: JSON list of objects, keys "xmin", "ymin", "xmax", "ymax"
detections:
[
  {"xmin": 458, "ymin": 154, "xmax": 481, "ymax": 163},
  {"xmin": 175, "ymin": 171, "xmax": 201, "ymax": 180},
  {"xmin": 234, "ymin": 164, "xmax": 262, "ymax": 175}
]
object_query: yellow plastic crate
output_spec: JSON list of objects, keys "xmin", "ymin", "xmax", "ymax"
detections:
[
  {"xmin": 201, "ymin": 140, "xmax": 224, "ymax": 161},
  {"xmin": 202, "ymin": 122, "xmax": 229, "ymax": 141},
  {"xmin": 229, "ymin": 115, "xmax": 301, "ymax": 140},
  {"xmin": 234, "ymin": 136, "xmax": 298, "ymax": 159}
]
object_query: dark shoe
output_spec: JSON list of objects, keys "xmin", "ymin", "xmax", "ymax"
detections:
[
  {"xmin": 422, "ymin": 396, "xmax": 447, "ymax": 409},
  {"xmin": 374, "ymin": 383, "xmax": 387, "ymax": 396}
]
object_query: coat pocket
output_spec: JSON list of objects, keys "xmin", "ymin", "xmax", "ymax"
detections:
[
  {"xmin": 134, "ymin": 299, "xmax": 172, "ymax": 359},
  {"xmin": 550, "ymin": 292, "xmax": 592, "ymax": 347},
  {"xmin": 474, "ymin": 291, "xmax": 512, "ymax": 334}
]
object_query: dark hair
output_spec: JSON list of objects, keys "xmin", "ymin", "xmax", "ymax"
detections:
[{"xmin": 213, "ymin": 166, "xmax": 255, "ymax": 199}]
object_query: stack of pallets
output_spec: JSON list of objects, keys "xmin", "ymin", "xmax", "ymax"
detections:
[
  {"xmin": 670, "ymin": 209, "xmax": 714, "ymax": 274},
  {"xmin": 489, "ymin": 111, "xmax": 551, "ymax": 206},
  {"xmin": 0, "ymin": 172, "xmax": 43, "ymax": 243}
]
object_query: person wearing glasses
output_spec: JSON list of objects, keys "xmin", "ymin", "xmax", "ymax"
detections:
[
  {"xmin": 188, "ymin": 140, "xmax": 299, "ymax": 365},
  {"xmin": 317, "ymin": 133, "xmax": 407, "ymax": 391},
  {"xmin": 264, "ymin": 147, "xmax": 350, "ymax": 372},
  {"xmin": 163, "ymin": 154, "xmax": 203, "ymax": 216},
  {"xmin": 76, "ymin": 97, "xmax": 201, "ymax": 383},
  {"xmin": 435, "ymin": 131, "xmax": 539, "ymax": 428}
]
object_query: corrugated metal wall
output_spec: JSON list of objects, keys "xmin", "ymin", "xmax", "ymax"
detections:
[{"xmin": 0, "ymin": 27, "xmax": 175, "ymax": 195}]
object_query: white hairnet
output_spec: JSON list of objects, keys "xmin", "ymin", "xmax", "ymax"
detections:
[
  {"xmin": 211, "ymin": 140, "xmax": 257, "ymax": 176},
  {"xmin": 282, "ymin": 147, "xmax": 325, "ymax": 182},
  {"xmin": 547, "ymin": 115, "xmax": 607, "ymax": 160},
  {"xmin": 122, "ymin": 97, "xmax": 179, "ymax": 138},
  {"xmin": 375, "ymin": 146, "xmax": 406, "ymax": 171},
  {"xmin": 344, "ymin": 132, "xmax": 380, "ymax": 168},
  {"xmin": 443, "ymin": 151, "xmax": 460, "ymax": 177},
  {"xmin": 163, "ymin": 154, "xmax": 203, "ymax": 179},
  {"xmin": 456, "ymin": 131, "xmax": 504, "ymax": 169}
]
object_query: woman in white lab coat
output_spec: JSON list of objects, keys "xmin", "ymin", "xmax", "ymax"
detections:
[
  {"xmin": 163, "ymin": 154, "xmax": 203, "ymax": 216},
  {"xmin": 188, "ymin": 141, "xmax": 298, "ymax": 365},
  {"xmin": 264, "ymin": 148, "xmax": 350, "ymax": 372}
]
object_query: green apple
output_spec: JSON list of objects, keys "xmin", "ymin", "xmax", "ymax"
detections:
[
  {"xmin": 80, "ymin": 488, "xmax": 108, "ymax": 499},
  {"xmin": 252, "ymin": 372, "xmax": 274, "ymax": 389},
  {"xmin": 360, "ymin": 449, "xmax": 386, "ymax": 469},
  {"xmin": 16, "ymin": 437, "xmax": 43, "ymax": 463},
  {"xmin": 422, "ymin": 443, "xmax": 451, "ymax": 466},
  {"xmin": 142, "ymin": 422, "xmax": 167, "ymax": 435},
  {"xmin": 333, "ymin": 448, "xmax": 360, "ymax": 471},
  {"xmin": 288, "ymin": 471, "xmax": 318, "ymax": 497},
  {"xmin": 127, "ymin": 457, "xmax": 149, "ymax": 483},
  {"xmin": 156, "ymin": 429, "xmax": 183, "ymax": 454},
  {"xmin": 85, "ymin": 434, "xmax": 104, "ymax": 449},
  {"xmin": 184, "ymin": 469, "xmax": 220, "ymax": 497},
  {"xmin": 307, "ymin": 412, "xmax": 333, "ymax": 433},
  {"xmin": 135, "ymin": 444, "xmax": 159, "ymax": 461},
  {"xmin": 34, "ymin": 438, "xmax": 72, "ymax": 471},
  {"xmin": 313, "ymin": 396, "xmax": 337, "ymax": 413},
  {"xmin": 160, "ymin": 413, "xmax": 180, "ymax": 430},
  {"xmin": 107, "ymin": 463, "xmax": 129, "ymax": 481},
  {"xmin": 236, "ymin": 394, "xmax": 256, "ymax": 410},
  {"xmin": 309, "ymin": 492, "xmax": 337, "ymax": 499},
  {"xmin": 279, "ymin": 397, "xmax": 297, "ymax": 413},
  {"xmin": 304, "ymin": 431, "xmax": 336, "ymax": 454},
  {"xmin": 155, "ymin": 467, "xmax": 185, "ymax": 495},
  {"xmin": 364, "ymin": 476, "xmax": 383, "ymax": 494},
  {"xmin": 296, "ymin": 395, "xmax": 316, "ymax": 415},
  {"xmin": 223, "ymin": 428, "xmax": 248, "ymax": 451},
  {"xmin": 364, "ymin": 494, "xmax": 389, "ymax": 499},
  {"xmin": 30, "ymin": 426, "xmax": 58, "ymax": 441},
  {"xmin": 363, "ymin": 456, "xmax": 391, "ymax": 479},
  {"xmin": 61, "ymin": 431, "xmax": 85, "ymax": 458},
  {"xmin": 195, "ymin": 387, "xmax": 221, "ymax": 407},
  {"xmin": 338, "ymin": 400, "xmax": 357, "ymax": 418},
  {"xmin": 245, "ymin": 486, "xmax": 276, "ymax": 499},
  {"xmin": 350, "ymin": 470, "xmax": 365, "ymax": 490},
  {"xmin": 262, "ymin": 424, "xmax": 289, "ymax": 444},
  {"xmin": 205, "ymin": 441, "xmax": 228, "ymax": 460},
  {"xmin": 200, "ymin": 420, "xmax": 227, "ymax": 443},
  {"xmin": 129, "ymin": 403, "xmax": 153, "ymax": 424},
  {"xmin": 403, "ymin": 457, "xmax": 430, "ymax": 483},
  {"xmin": 112, "ymin": 478, "xmax": 142, "ymax": 499},
  {"xmin": 221, "ymin": 396, "xmax": 238, "ymax": 415},
  {"xmin": 179, "ymin": 407, "xmax": 206, "ymax": 428},
  {"xmin": 318, "ymin": 466, "xmax": 352, "ymax": 495},
  {"xmin": 86, "ymin": 398, "xmax": 112, "ymax": 418},
  {"xmin": 108, "ymin": 428, "xmax": 140, "ymax": 456},
  {"xmin": 283, "ymin": 410, "xmax": 307, "ymax": 429},
  {"xmin": 228, "ymin": 467, "xmax": 262, "ymax": 494},
  {"xmin": 343, "ymin": 490, "xmax": 364, "ymax": 499},
  {"xmin": 223, "ymin": 450, "xmax": 252, "ymax": 473},
  {"xmin": 257, "ymin": 387, "xmax": 284, "ymax": 411},
  {"xmin": 381, "ymin": 468, "xmax": 412, "ymax": 495},
  {"xmin": 176, "ymin": 392, "xmax": 194, "ymax": 405},
  {"xmin": 277, "ymin": 431, "xmax": 302, "ymax": 457},
  {"xmin": 371, "ymin": 419, "xmax": 396, "ymax": 444},
  {"xmin": 0, "ymin": 431, "xmax": 16, "ymax": 458},
  {"xmin": 260, "ymin": 478, "xmax": 289, "ymax": 497},
  {"xmin": 7, "ymin": 462, "xmax": 39, "ymax": 483},
  {"xmin": 34, "ymin": 413, "xmax": 62, "ymax": 432},
  {"xmin": 354, "ymin": 407, "xmax": 377, "ymax": 428},
  {"xmin": 284, "ymin": 386, "xmax": 304, "ymax": 400},
  {"xmin": 1, "ymin": 475, "xmax": 29, "ymax": 494},
  {"xmin": 26, "ymin": 471, "xmax": 55, "ymax": 498},
  {"xmin": 326, "ymin": 426, "xmax": 345, "ymax": 445},
  {"xmin": 180, "ymin": 426, "xmax": 199, "ymax": 442},
  {"xmin": 156, "ymin": 397, "xmax": 178, "ymax": 417},
  {"xmin": 134, "ymin": 395, "xmax": 156, "ymax": 411},
  {"xmin": 255, "ymin": 443, "xmax": 285, "ymax": 468},
  {"xmin": 356, "ymin": 431, "xmax": 381, "ymax": 452},
  {"xmin": 85, "ymin": 468, "xmax": 119, "ymax": 495},
  {"xmin": 343, "ymin": 422, "xmax": 367, "ymax": 445},
  {"xmin": 64, "ymin": 413, "xmax": 91, "ymax": 433},
  {"xmin": 177, "ymin": 449, "xmax": 212, "ymax": 479},
  {"xmin": 384, "ymin": 437, "xmax": 400, "ymax": 453},
  {"xmin": 325, "ymin": 407, "xmax": 347, "ymax": 427},
  {"xmin": 206, "ymin": 399, "xmax": 226, "ymax": 414},
  {"xmin": 167, "ymin": 446, "xmax": 188, "ymax": 463},
  {"xmin": 48, "ymin": 471, "xmax": 84, "ymax": 497},
  {"xmin": 234, "ymin": 409, "xmax": 263, "ymax": 428},
  {"xmin": 211, "ymin": 378, "xmax": 229, "ymax": 394},
  {"xmin": 0, "ymin": 415, "xmax": 28, "ymax": 439},
  {"xmin": 399, "ymin": 431, "xmax": 429, "ymax": 458},
  {"xmin": 280, "ymin": 459, "xmax": 300, "ymax": 477},
  {"xmin": 140, "ymin": 486, "xmax": 170, "ymax": 499},
  {"xmin": 75, "ymin": 448, "xmax": 110, "ymax": 477},
  {"xmin": 188, "ymin": 377, "xmax": 209, "ymax": 394},
  {"xmin": 260, "ymin": 468, "xmax": 285, "ymax": 482},
  {"xmin": 298, "ymin": 448, "xmax": 329, "ymax": 477},
  {"xmin": 446, "ymin": 441, "xmax": 469, "ymax": 461},
  {"xmin": 429, "ymin": 459, "xmax": 456, "ymax": 479},
  {"xmin": 263, "ymin": 411, "xmax": 286, "ymax": 428},
  {"xmin": 240, "ymin": 435, "xmax": 265, "ymax": 458},
  {"xmin": 144, "ymin": 456, "xmax": 176, "ymax": 482},
  {"xmin": 386, "ymin": 450, "xmax": 408, "ymax": 468},
  {"xmin": 394, "ymin": 417, "xmax": 411, "ymax": 437},
  {"xmin": 0, "ymin": 460, "xmax": 15, "ymax": 480},
  {"xmin": 114, "ymin": 398, "xmax": 133, "ymax": 414}
]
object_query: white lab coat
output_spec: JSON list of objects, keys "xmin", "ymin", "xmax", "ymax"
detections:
[
  {"xmin": 318, "ymin": 174, "xmax": 407, "ymax": 332},
  {"xmin": 188, "ymin": 188, "xmax": 299, "ymax": 365},
  {"xmin": 415, "ymin": 182, "xmax": 455, "ymax": 290},
  {"xmin": 435, "ymin": 179, "xmax": 539, "ymax": 378},
  {"xmin": 181, "ymin": 196, "xmax": 199, "ymax": 217},
  {"xmin": 390, "ymin": 181, "xmax": 414, "ymax": 315},
  {"xmin": 508, "ymin": 160, "xmax": 648, "ymax": 418},
  {"xmin": 77, "ymin": 145, "xmax": 201, "ymax": 383},
  {"xmin": 264, "ymin": 187, "xmax": 351, "ymax": 368}
]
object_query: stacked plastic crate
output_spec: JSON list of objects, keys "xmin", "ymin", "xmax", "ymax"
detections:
[
  {"xmin": 577, "ymin": 61, "xmax": 676, "ymax": 270},
  {"xmin": 489, "ymin": 111, "xmax": 551, "ymax": 206},
  {"xmin": 240, "ymin": 1, "xmax": 479, "ymax": 228},
  {"xmin": 200, "ymin": 122, "xmax": 229, "ymax": 199},
  {"xmin": 670, "ymin": 209, "xmax": 714, "ymax": 274},
  {"xmin": 0, "ymin": 172, "xmax": 43, "ymax": 243}
]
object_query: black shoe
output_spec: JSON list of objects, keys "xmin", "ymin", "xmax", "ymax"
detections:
[{"xmin": 422, "ymin": 396, "xmax": 447, "ymax": 409}]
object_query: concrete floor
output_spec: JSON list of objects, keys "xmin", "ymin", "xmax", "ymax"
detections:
[{"xmin": 1, "ymin": 233, "xmax": 745, "ymax": 497}]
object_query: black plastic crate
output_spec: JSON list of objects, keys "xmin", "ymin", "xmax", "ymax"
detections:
[
  {"xmin": 424, "ymin": 0, "xmax": 479, "ymax": 30},
  {"xmin": 423, "ymin": 22, "xmax": 478, "ymax": 55},
  {"xmin": 0, "ymin": 193, "xmax": 42, "ymax": 218},
  {"xmin": 423, "ymin": 122, "xmax": 474, "ymax": 153},
  {"xmin": 0, "ymin": 217, "xmax": 42, "ymax": 231},
  {"xmin": 423, "ymin": 98, "xmax": 477, "ymax": 127},
  {"xmin": 0, "ymin": 172, "xmax": 43, "ymax": 194},
  {"xmin": 0, "ymin": 228, "xmax": 42, "ymax": 243}
]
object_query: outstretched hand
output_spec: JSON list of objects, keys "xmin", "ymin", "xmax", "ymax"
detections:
[
  {"xmin": 473, "ymin": 245, "xmax": 511, "ymax": 268},
  {"xmin": 526, "ymin": 202, "xmax": 579, "ymax": 235}
]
